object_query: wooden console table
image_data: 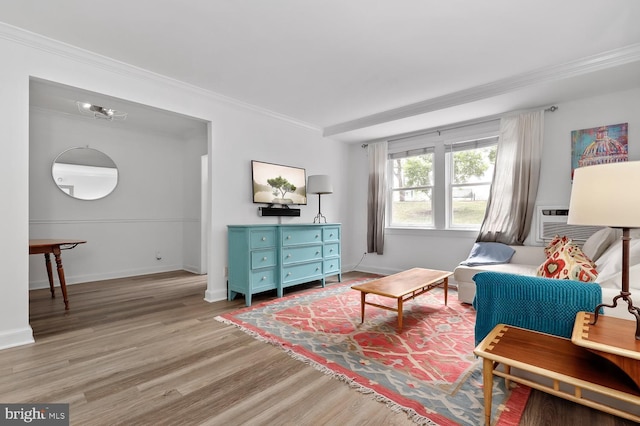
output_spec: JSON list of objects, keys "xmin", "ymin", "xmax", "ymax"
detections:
[
  {"xmin": 29, "ymin": 239, "xmax": 86, "ymax": 310},
  {"xmin": 474, "ymin": 322, "xmax": 640, "ymax": 425}
]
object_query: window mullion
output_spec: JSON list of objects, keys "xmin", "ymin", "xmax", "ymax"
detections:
[{"xmin": 433, "ymin": 143, "xmax": 446, "ymax": 229}]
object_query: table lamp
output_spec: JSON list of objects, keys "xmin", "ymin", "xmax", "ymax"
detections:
[
  {"xmin": 568, "ymin": 161, "xmax": 640, "ymax": 339},
  {"xmin": 307, "ymin": 175, "xmax": 333, "ymax": 223}
]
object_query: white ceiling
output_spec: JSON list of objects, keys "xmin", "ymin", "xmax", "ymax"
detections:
[
  {"xmin": 4, "ymin": 0, "xmax": 640, "ymax": 143},
  {"xmin": 29, "ymin": 78, "xmax": 208, "ymax": 139}
]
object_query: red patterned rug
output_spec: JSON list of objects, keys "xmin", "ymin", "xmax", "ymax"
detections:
[{"xmin": 216, "ymin": 277, "xmax": 530, "ymax": 425}]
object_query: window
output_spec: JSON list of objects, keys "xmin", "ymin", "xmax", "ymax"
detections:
[
  {"xmin": 388, "ymin": 148, "xmax": 434, "ymax": 226},
  {"xmin": 386, "ymin": 124, "xmax": 498, "ymax": 230},
  {"xmin": 446, "ymin": 138, "xmax": 497, "ymax": 228}
]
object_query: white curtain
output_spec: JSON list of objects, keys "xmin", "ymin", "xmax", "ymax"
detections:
[
  {"xmin": 367, "ymin": 141, "xmax": 387, "ymax": 254},
  {"xmin": 477, "ymin": 110, "xmax": 544, "ymax": 245}
]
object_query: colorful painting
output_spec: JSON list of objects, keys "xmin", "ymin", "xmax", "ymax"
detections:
[{"xmin": 571, "ymin": 122, "xmax": 628, "ymax": 180}]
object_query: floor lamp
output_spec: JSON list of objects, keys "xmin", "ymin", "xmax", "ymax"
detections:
[
  {"xmin": 307, "ymin": 175, "xmax": 333, "ymax": 223},
  {"xmin": 568, "ymin": 161, "xmax": 640, "ymax": 339}
]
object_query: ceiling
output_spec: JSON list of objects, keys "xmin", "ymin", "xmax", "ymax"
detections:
[
  {"xmin": 4, "ymin": 1, "xmax": 640, "ymax": 143},
  {"xmin": 29, "ymin": 78, "xmax": 208, "ymax": 139}
]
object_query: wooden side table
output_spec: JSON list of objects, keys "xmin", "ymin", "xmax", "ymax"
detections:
[
  {"xmin": 572, "ymin": 311, "xmax": 640, "ymax": 388},
  {"xmin": 474, "ymin": 324, "xmax": 640, "ymax": 425}
]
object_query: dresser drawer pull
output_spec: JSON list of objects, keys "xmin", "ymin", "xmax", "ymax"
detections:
[
  {"xmin": 262, "ymin": 257, "xmax": 267, "ymax": 261},
  {"xmin": 329, "ymin": 249, "xmax": 334, "ymax": 253},
  {"xmin": 287, "ymin": 272, "xmax": 292, "ymax": 276},
  {"xmin": 286, "ymin": 235, "xmax": 291, "ymax": 240},
  {"xmin": 315, "ymin": 234, "xmax": 320, "ymax": 238},
  {"xmin": 261, "ymin": 237, "xmax": 266, "ymax": 241},
  {"xmin": 286, "ymin": 254, "xmax": 292, "ymax": 258},
  {"xmin": 316, "ymin": 267, "xmax": 320, "ymax": 271},
  {"xmin": 262, "ymin": 276, "xmax": 267, "ymax": 280},
  {"xmin": 329, "ymin": 233, "xmax": 334, "ymax": 237},
  {"xmin": 315, "ymin": 251, "xmax": 320, "ymax": 255}
]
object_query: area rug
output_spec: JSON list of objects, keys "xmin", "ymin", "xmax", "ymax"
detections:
[{"xmin": 215, "ymin": 277, "xmax": 530, "ymax": 425}]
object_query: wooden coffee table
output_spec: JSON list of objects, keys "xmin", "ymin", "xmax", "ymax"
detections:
[{"xmin": 351, "ymin": 268, "xmax": 452, "ymax": 331}]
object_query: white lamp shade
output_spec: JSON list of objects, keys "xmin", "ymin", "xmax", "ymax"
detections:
[
  {"xmin": 307, "ymin": 175, "xmax": 333, "ymax": 194},
  {"xmin": 568, "ymin": 161, "xmax": 640, "ymax": 228}
]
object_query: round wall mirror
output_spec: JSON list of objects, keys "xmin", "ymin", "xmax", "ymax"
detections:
[{"xmin": 52, "ymin": 147, "xmax": 119, "ymax": 200}]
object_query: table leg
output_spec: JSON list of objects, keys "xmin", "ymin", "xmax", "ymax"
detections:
[
  {"xmin": 53, "ymin": 247, "xmax": 70, "ymax": 310},
  {"xmin": 443, "ymin": 277, "xmax": 448, "ymax": 306},
  {"xmin": 360, "ymin": 291, "xmax": 365, "ymax": 323},
  {"xmin": 44, "ymin": 253, "xmax": 55, "ymax": 298},
  {"xmin": 482, "ymin": 357, "xmax": 493, "ymax": 425},
  {"xmin": 397, "ymin": 297, "xmax": 403, "ymax": 331}
]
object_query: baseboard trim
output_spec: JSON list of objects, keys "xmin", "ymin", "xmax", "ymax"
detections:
[
  {"xmin": 183, "ymin": 264, "xmax": 204, "ymax": 275},
  {"xmin": 351, "ymin": 266, "xmax": 403, "ymax": 276},
  {"xmin": 29, "ymin": 265, "xmax": 185, "ymax": 289},
  {"xmin": 204, "ymin": 288, "xmax": 227, "ymax": 303},
  {"xmin": 0, "ymin": 326, "xmax": 34, "ymax": 351}
]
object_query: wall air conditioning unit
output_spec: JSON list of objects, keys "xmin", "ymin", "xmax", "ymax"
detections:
[{"xmin": 536, "ymin": 206, "xmax": 603, "ymax": 244}]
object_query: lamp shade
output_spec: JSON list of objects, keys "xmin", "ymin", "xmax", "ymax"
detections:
[
  {"xmin": 307, "ymin": 175, "xmax": 333, "ymax": 194},
  {"xmin": 568, "ymin": 161, "xmax": 640, "ymax": 228}
]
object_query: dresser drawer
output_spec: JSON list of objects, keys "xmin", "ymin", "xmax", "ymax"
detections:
[
  {"xmin": 250, "ymin": 229, "xmax": 276, "ymax": 249},
  {"xmin": 281, "ymin": 228, "xmax": 322, "ymax": 246},
  {"xmin": 250, "ymin": 269, "xmax": 277, "ymax": 292},
  {"xmin": 282, "ymin": 261, "xmax": 323, "ymax": 285},
  {"xmin": 323, "ymin": 227, "xmax": 340, "ymax": 242},
  {"xmin": 251, "ymin": 249, "xmax": 277, "ymax": 269},
  {"xmin": 324, "ymin": 243, "xmax": 340, "ymax": 258},
  {"xmin": 324, "ymin": 259, "xmax": 341, "ymax": 275},
  {"xmin": 282, "ymin": 245, "xmax": 322, "ymax": 265}
]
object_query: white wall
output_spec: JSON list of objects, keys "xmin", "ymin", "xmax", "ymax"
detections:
[
  {"xmin": 182, "ymin": 128, "xmax": 209, "ymax": 274},
  {"xmin": 0, "ymin": 24, "xmax": 349, "ymax": 350},
  {"xmin": 536, "ymin": 88, "xmax": 640, "ymax": 207},
  {"xmin": 346, "ymin": 87, "xmax": 640, "ymax": 277},
  {"xmin": 29, "ymin": 108, "xmax": 207, "ymax": 287},
  {"xmin": 203, "ymin": 108, "xmax": 350, "ymax": 299}
]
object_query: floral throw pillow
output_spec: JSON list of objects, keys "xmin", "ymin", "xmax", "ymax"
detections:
[
  {"xmin": 537, "ymin": 239, "xmax": 598, "ymax": 282},
  {"xmin": 544, "ymin": 235, "xmax": 571, "ymax": 258}
]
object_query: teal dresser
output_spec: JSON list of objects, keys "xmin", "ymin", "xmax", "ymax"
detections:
[{"xmin": 227, "ymin": 224, "xmax": 341, "ymax": 306}]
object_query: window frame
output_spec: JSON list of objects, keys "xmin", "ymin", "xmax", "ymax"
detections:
[
  {"xmin": 385, "ymin": 121, "xmax": 499, "ymax": 232},
  {"xmin": 445, "ymin": 137, "xmax": 498, "ymax": 229},
  {"xmin": 388, "ymin": 147, "xmax": 435, "ymax": 228}
]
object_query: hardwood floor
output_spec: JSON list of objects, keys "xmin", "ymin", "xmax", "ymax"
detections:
[{"xmin": 0, "ymin": 271, "xmax": 633, "ymax": 425}]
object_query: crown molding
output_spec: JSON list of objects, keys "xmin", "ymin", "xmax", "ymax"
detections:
[
  {"xmin": 0, "ymin": 22, "xmax": 321, "ymax": 133},
  {"xmin": 323, "ymin": 43, "xmax": 640, "ymax": 137}
]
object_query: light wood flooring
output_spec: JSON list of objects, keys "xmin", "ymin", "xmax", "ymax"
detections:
[{"xmin": 0, "ymin": 271, "xmax": 634, "ymax": 425}]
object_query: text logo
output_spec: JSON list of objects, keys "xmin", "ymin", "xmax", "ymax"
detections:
[{"xmin": 1, "ymin": 404, "xmax": 68, "ymax": 425}]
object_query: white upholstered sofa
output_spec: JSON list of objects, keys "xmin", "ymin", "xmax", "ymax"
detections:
[{"xmin": 454, "ymin": 227, "xmax": 640, "ymax": 319}]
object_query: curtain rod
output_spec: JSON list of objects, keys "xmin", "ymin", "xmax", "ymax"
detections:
[{"xmin": 361, "ymin": 105, "xmax": 558, "ymax": 148}]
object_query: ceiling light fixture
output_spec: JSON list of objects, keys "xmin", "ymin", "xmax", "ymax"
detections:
[{"xmin": 77, "ymin": 101, "xmax": 127, "ymax": 121}]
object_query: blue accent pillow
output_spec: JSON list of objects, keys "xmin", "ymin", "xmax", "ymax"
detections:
[{"xmin": 459, "ymin": 242, "xmax": 515, "ymax": 266}]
